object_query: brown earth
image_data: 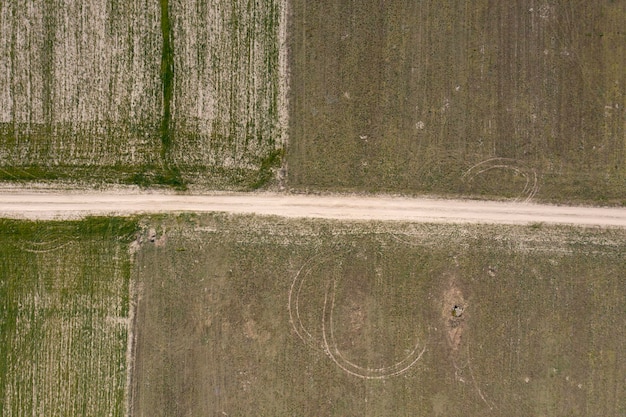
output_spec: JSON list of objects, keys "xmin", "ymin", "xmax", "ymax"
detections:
[{"xmin": 287, "ymin": 0, "xmax": 626, "ymax": 204}]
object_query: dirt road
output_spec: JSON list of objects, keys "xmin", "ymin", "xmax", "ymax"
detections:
[{"xmin": 0, "ymin": 190, "xmax": 625, "ymax": 227}]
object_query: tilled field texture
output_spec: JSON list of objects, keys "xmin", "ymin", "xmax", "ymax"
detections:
[
  {"xmin": 288, "ymin": 0, "xmax": 626, "ymax": 204},
  {"xmin": 131, "ymin": 214, "xmax": 626, "ymax": 416},
  {"xmin": 0, "ymin": 218, "xmax": 137, "ymax": 417},
  {"xmin": 0, "ymin": 0, "xmax": 162, "ymax": 168},
  {"xmin": 168, "ymin": 0, "xmax": 286, "ymax": 187},
  {"xmin": 0, "ymin": 0, "xmax": 286, "ymax": 188}
]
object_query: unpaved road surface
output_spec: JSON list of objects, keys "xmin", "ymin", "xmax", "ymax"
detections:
[{"xmin": 1, "ymin": 190, "xmax": 625, "ymax": 227}]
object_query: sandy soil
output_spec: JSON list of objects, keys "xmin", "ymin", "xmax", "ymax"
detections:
[{"xmin": 0, "ymin": 190, "xmax": 625, "ymax": 227}]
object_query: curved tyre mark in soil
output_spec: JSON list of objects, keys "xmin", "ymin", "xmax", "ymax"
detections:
[
  {"xmin": 289, "ymin": 251, "xmax": 426, "ymax": 379},
  {"xmin": 462, "ymin": 158, "xmax": 539, "ymax": 202}
]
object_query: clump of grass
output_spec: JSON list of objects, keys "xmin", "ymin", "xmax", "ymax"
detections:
[
  {"xmin": 125, "ymin": 165, "xmax": 187, "ymax": 190},
  {"xmin": 0, "ymin": 166, "xmax": 65, "ymax": 181},
  {"xmin": 0, "ymin": 217, "xmax": 139, "ymax": 242},
  {"xmin": 249, "ymin": 147, "xmax": 284, "ymax": 189}
]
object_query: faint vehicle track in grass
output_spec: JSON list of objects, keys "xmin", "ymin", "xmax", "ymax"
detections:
[{"xmin": 288, "ymin": 250, "xmax": 427, "ymax": 379}]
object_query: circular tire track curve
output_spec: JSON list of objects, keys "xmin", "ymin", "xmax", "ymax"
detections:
[
  {"xmin": 288, "ymin": 251, "xmax": 426, "ymax": 380},
  {"xmin": 462, "ymin": 158, "xmax": 539, "ymax": 202}
]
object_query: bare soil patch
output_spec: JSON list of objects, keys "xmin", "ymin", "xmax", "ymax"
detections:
[{"xmin": 441, "ymin": 279, "xmax": 467, "ymax": 351}]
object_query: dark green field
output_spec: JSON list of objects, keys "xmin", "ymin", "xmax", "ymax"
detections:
[
  {"xmin": 288, "ymin": 0, "xmax": 626, "ymax": 204},
  {"xmin": 131, "ymin": 214, "xmax": 626, "ymax": 416}
]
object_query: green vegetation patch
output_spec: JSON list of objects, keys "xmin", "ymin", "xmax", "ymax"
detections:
[
  {"xmin": 132, "ymin": 214, "xmax": 626, "ymax": 416},
  {"xmin": 0, "ymin": 217, "xmax": 138, "ymax": 416}
]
